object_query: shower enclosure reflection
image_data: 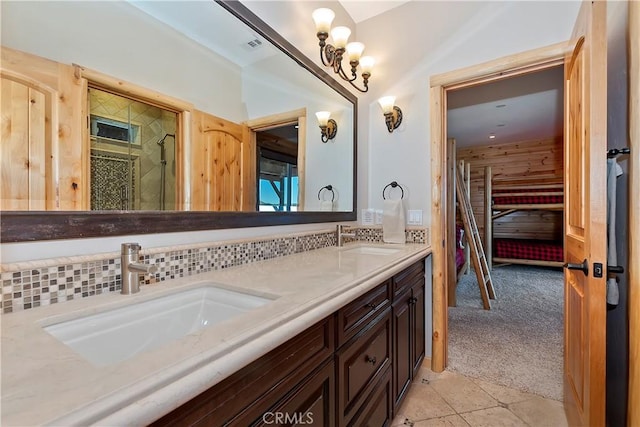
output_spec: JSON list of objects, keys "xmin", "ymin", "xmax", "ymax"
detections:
[{"xmin": 89, "ymin": 88, "xmax": 177, "ymax": 211}]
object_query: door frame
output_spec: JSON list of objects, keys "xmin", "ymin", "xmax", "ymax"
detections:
[
  {"xmin": 246, "ymin": 108, "xmax": 307, "ymax": 211},
  {"xmin": 429, "ymin": 41, "xmax": 574, "ymax": 372},
  {"xmin": 628, "ymin": 1, "xmax": 639, "ymax": 425}
]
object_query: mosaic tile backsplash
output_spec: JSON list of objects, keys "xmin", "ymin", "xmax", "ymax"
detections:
[{"xmin": 1, "ymin": 227, "xmax": 427, "ymax": 314}]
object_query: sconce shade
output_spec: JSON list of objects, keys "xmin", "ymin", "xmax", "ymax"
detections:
[
  {"xmin": 315, "ymin": 111, "xmax": 331, "ymax": 127},
  {"xmin": 345, "ymin": 42, "xmax": 365, "ymax": 62},
  {"xmin": 312, "ymin": 8, "xmax": 335, "ymax": 33},
  {"xmin": 331, "ymin": 26, "xmax": 351, "ymax": 49},
  {"xmin": 359, "ymin": 56, "xmax": 374, "ymax": 75},
  {"xmin": 378, "ymin": 96, "xmax": 396, "ymax": 114}
]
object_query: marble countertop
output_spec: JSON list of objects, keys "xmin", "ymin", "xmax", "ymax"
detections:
[{"xmin": 1, "ymin": 242, "xmax": 431, "ymax": 426}]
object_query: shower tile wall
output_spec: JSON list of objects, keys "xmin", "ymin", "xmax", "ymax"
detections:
[{"xmin": 89, "ymin": 89, "xmax": 177, "ymax": 210}]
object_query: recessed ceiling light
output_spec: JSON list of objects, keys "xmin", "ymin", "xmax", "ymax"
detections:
[
  {"xmin": 496, "ymin": 104, "xmax": 506, "ymax": 108},
  {"xmin": 497, "ymin": 124, "xmax": 506, "ymax": 127},
  {"xmin": 489, "ymin": 134, "xmax": 496, "ymax": 139}
]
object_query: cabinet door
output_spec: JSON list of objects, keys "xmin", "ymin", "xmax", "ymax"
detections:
[
  {"xmin": 337, "ymin": 310, "xmax": 391, "ymax": 426},
  {"xmin": 392, "ymin": 289, "xmax": 412, "ymax": 408},
  {"xmin": 254, "ymin": 360, "xmax": 335, "ymax": 427},
  {"xmin": 411, "ymin": 283, "xmax": 426, "ymax": 376}
]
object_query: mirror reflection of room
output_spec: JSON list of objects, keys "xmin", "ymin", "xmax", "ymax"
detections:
[
  {"xmin": 256, "ymin": 123, "xmax": 299, "ymax": 212},
  {"xmin": 89, "ymin": 88, "xmax": 177, "ymax": 211}
]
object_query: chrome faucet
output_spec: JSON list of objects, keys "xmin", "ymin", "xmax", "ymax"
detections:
[
  {"xmin": 121, "ymin": 243, "xmax": 158, "ymax": 295},
  {"xmin": 337, "ymin": 224, "xmax": 357, "ymax": 247}
]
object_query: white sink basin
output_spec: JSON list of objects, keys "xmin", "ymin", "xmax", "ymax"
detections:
[
  {"xmin": 341, "ymin": 246, "xmax": 402, "ymax": 255},
  {"xmin": 43, "ymin": 285, "xmax": 275, "ymax": 366}
]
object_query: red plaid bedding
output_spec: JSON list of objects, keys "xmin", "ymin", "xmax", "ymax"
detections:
[
  {"xmin": 494, "ymin": 238, "xmax": 563, "ymax": 262},
  {"xmin": 493, "ymin": 188, "xmax": 563, "ymax": 205}
]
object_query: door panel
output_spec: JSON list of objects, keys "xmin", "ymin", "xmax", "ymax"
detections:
[
  {"xmin": 191, "ymin": 111, "xmax": 251, "ymax": 211},
  {"xmin": 563, "ymin": 1, "xmax": 607, "ymax": 426}
]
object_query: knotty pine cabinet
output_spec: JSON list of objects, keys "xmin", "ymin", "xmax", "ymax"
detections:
[{"xmin": 151, "ymin": 259, "xmax": 426, "ymax": 427}]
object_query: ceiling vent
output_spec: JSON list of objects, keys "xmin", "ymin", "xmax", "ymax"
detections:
[{"xmin": 242, "ymin": 37, "xmax": 263, "ymax": 51}]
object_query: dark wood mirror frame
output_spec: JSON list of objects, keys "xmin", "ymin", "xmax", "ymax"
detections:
[{"xmin": 0, "ymin": 0, "xmax": 357, "ymax": 243}]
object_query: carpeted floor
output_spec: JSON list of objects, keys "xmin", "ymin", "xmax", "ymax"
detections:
[{"xmin": 447, "ymin": 265, "xmax": 564, "ymax": 401}]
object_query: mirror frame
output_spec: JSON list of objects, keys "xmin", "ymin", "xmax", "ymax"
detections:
[{"xmin": 0, "ymin": 0, "xmax": 357, "ymax": 243}]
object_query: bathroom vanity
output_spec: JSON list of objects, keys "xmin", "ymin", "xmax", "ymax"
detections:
[{"xmin": 0, "ymin": 242, "xmax": 430, "ymax": 426}]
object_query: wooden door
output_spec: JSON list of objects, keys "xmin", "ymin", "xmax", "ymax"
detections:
[
  {"xmin": 0, "ymin": 77, "xmax": 47, "ymax": 210},
  {"xmin": 191, "ymin": 111, "xmax": 254, "ymax": 211},
  {"xmin": 563, "ymin": 1, "xmax": 607, "ymax": 426}
]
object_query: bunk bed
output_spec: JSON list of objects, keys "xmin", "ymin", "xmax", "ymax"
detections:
[{"xmin": 484, "ymin": 166, "xmax": 564, "ymax": 268}]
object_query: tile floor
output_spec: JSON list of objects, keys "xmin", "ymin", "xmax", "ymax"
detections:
[{"xmin": 392, "ymin": 367, "xmax": 568, "ymax": 427}]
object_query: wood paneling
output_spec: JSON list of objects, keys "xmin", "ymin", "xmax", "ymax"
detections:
[{"xmin": 457, "ymin": 137, "xmax": 564, "ymax": 244}]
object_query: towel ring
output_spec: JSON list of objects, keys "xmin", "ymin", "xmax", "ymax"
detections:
[
  {"xmin": 318, "ymin": 185, "xmax": 335, "ymax": 202},
  {"xmin": 383, "ymin": 181, "xmax": 404, "ymax": 200}
]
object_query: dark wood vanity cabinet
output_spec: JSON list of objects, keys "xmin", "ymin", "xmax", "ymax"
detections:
[
  {"xmin": 392, "ymin": 261, "xmax": 426, "ymax": 411},
  {"xmin": 150, "ymin": 258, "xmax": 426, "ymax": 427},
  {"xmin": 150, "ymin": 316, "xmax": 335, "ymax": 427}
]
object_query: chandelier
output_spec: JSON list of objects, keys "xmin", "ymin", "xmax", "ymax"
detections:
[{"xmin": 312, "ymin": 8, "xmax": 374, "ymax": 93}]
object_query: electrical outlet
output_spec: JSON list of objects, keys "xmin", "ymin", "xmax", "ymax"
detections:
[
  {"xmin": 361, "ymin": 209, "xmax": 375, "ymax": 225},
  {"xmin": 407, "ymin": 210, "xmax": 423, "ymax": 225}
]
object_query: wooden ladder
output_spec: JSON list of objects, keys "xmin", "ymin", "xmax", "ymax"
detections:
[{"xmin": 455, "ymin": 166, "xmax": 496, "ymax": 310}]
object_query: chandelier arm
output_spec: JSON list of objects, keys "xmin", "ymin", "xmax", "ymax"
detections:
[
  {"xmin": 337, "ymin": 62, "xmax": 356, "ymax": 82},
  {"xmin": 347, "ymin": 78, "xmax": 368, "ymax": 93}
]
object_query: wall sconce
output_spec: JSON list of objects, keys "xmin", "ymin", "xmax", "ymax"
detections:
[
  {"xmin": 312, "ymin": 8, "xmax": 374, "ymax": 93},
  {"xmin": 315, "ymin": 111, "xmax": 338, "ymax": 143},
  {"xmin": 378, "ymin": 96, "xmax": 403, "ymax": 133}
]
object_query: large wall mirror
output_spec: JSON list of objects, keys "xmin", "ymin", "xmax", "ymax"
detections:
[{"xmin": 0, "ymin": 0, "xmax": 357, "ymax": 242}]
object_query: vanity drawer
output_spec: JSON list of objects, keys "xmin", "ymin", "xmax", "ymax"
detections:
[
  {"xmin": 337, "ymin": 309, "xmax": 391, "ymax": 425},
  {"xmin": 392, "ymin": 260, "xmax": 424, "ymax": 298},
  {"xmin": 347, "ymin": 366, "xmax": 392, "ymax": 427},
  {"xmin": 337, "ymin": 280, "xmax": 391, "ymax": 346}
]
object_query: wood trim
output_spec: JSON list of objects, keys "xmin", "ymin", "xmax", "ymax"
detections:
[
  {"xmin": 244, "ymin": 108, "xmax": 306, "ymax": 129},
  {"xmin": 430, "ymin": 41, "xmax": 573, "ymax": 88},
  {"xmin": 76, "ymin": 65, "xmax": 193, "ymax": 112},
  {"xmin": 297, "ymin": 115, "xmax": 307, "ymax": 210},
  {"xmin": 446, "ymin": 138, "xmax": 456, "ymax": 307},
  {"xmin": 492, "ymin": 257, "xmax": 564, "ymax": 268},
  {"xmin": 429, "ymin": 42, "xmax": 570, "ymax": 371},
  {"xmin": 484, "ymin": 166, "xmax": 492, "ymax": 269},
  {"xmin": 628, "ymin": 1, "xmax": 639, "ymax": 425},
  {"xmin": 430, "ymin": 86, "xmax": 447, "ymax": 372},
  {"xmin": 491, "ymin": 203, "xmax": 564, "ymax": 211}
]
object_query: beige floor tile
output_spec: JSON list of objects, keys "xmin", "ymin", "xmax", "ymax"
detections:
[
  {"xmin": 414, "ymin": 414, "xmax": 471, "ymax": 426},
  {"xmin": 413, "ymin": 367, "xmax": 461, "ymax": 386},
  {"xmin": 392, "ymin": 413, "xmax": 410, "ymax": 426},
  {"xmin": 471, "ymin": 378, "xmax": 537, "ymax": 404},
  {"xmin": 460, "ymin": 407, "xmax": 528, "ymax": 427},
  {"xmin": 395, "ymin": 383, "xmax": 457, "ymax": 422},
  {"xmin": 429, "ymin": 373, "xmax": 498, "ymax": 413},
  {"xmin": 509, "ymin": 396, "xmax": 568, "ymax": 427}
]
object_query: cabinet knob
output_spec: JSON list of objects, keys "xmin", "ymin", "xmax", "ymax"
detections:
[
  {"xmin": 408, "ymin": 297, "xmax": 418, "ymax": 304},
  {"xmin": 365, "ymin": 303, "xmax": 376, "ymax": 310},
  {"xmin": 365, "ymin": 355, "xmax": 377, "ymax": 365}
]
